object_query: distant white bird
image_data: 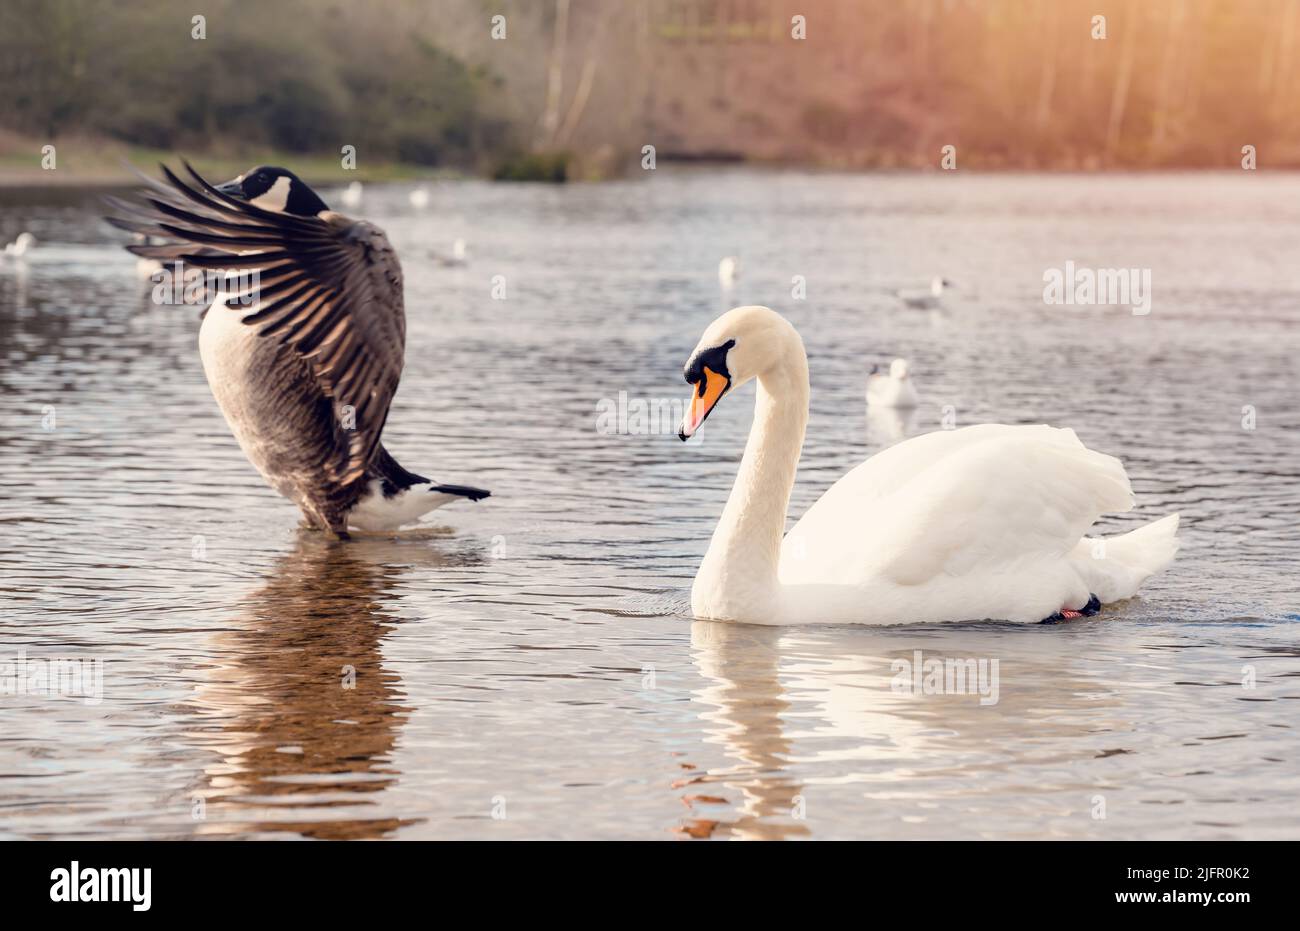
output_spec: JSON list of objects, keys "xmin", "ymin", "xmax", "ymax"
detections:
[
  {"xmin": 408, "ymin": 186, "xmax": 430, "ymax": 209},
  {"xmin": 897, "ymin": 276, "xmax": 951, "ymax": 309},
  {"xmin": 340, "ymin": 181, "xmax": 363, "ymax": 208},
  {"xmin": 3, "ymin": 232, "xmax": 36, "ymax": 257},
  {"xmin": 718, "ymin": 256, "xmax": 740, "ymax": 287},
  {"xmin": 131, "ymin": 234, "xmax": 162, "ymax": 278},
  {"xmin": 433, "ymin": 238, "xmax": 468, "ymax": 267},
  {"xmin": 866, "ymin": 358, "xmax": 919, "ymax": 408}
]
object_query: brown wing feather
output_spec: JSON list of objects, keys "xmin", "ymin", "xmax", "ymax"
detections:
[{"xmin": 106, "ymin": 162, "xmax": 406, "ymax": 509}]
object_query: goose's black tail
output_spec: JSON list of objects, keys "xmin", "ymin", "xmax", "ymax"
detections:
[
  {"xmin": 371, "ymin": 446, "xmax": 489, "ymax": 501},
  {"xmin": 430, "ymin": 484, "xmax": 490, "ymax": 502}
]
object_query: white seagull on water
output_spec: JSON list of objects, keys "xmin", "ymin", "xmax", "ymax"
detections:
[
  {"xmin": 897, "ymin": 276, "xmax": 951, "ymax": 310},
  {"xmin": 3, "ymin": 232, "xmax": 36, "ymax": 258},
  {"xmin": 718, "ymin": 256, "xmax": 740, "ymax": 288},
  {"xmin": 866, "ymin": 358, "xmax": 919, "ymax": 408}
]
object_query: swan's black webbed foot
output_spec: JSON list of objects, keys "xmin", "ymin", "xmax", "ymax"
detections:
[{"xmin": 1041, "ymin": 593, "xmax": 1102, "ymax": 623}]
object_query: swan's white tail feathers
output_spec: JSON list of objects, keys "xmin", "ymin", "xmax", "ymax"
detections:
[
  {"xmin": 1109, "ymin": 512, "xmax": 1181, "ymax": 573},
  {"xmin": 1076, "ymin": 513, "xmax": 1180, "ymax": 603}
]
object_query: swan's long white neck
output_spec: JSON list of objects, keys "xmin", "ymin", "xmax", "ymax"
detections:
[{"xmin": 692, "ymin": 335, "xmax": 808, "ymax": 622}]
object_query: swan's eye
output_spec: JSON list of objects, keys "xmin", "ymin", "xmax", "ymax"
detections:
[{"xmin": 684, "ymin": 338, "xmax": 736, "ymax": 388}]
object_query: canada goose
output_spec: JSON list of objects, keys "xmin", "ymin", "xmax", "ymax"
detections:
[
  {"xmin": 106, "ymin": 162, "xmax": 489, "ymax": 537},
  {"xmin": 340, "ymin": 180, "xmax": 363, "ymax": 208},
  {"xmin": 408, "ymin": 186, "xmax": 430, "ymax": 209},
  {"xmin": 897, "ymin": 276, "xmax": 951, "ymax": 309},
  {"xmin": 677, "ymin": 305, "xmax": 1180, "ymax": 625},
  {"xmin": 3, "ymin": 232, "xmax": 36, "ymax": 257},
  {"xmin": 718, "ymin": 256, "xmax": 740, "ymax": 287},
  {"xmin": 866, "ymin": 358, "xmax": 919, "ymax": 408}
]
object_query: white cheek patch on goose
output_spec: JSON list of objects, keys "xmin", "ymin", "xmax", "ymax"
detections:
[{"xmin": 249, "ymin": 176, "xmax": 291, "ymax": 213}]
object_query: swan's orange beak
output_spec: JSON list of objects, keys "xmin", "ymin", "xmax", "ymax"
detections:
[{"xmin": 679, "ymin": 366, "xmax": 729, "ymax": 440}]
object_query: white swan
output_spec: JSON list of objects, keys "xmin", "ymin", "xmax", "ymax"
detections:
[
  {"xmin": 718, "ymin": 256, "xmax": 740, "ymax": 287},
  {"xmin": 897, "ymin": 276, "xmax": 949, "ymax": 309},
  {"xmin": 3, "ymin": 232, "xmax": 36, "ymax": 257},
  {"xmin": 866, "ymin": 358, "xmax": 919, "ymax": 408},
  {"xmin": 678, "ymin": 306, "xmax": 1180, "ymax": 625}
]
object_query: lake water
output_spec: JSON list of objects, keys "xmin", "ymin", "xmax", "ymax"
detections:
[{"xmin": 1, "ymin": 168, "xmax": 1297, "ymax": 840}]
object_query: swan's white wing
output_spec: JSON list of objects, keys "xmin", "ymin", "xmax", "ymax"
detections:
[
  {"xmin": 781, "ymin": 425, "xmax": 1133, "ymax": 588},
  {"xmin": 874, "ymin": 435, "xmax": 1132, "ymax": 586}
]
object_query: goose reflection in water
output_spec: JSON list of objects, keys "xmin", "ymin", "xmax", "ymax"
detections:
[{"xmin": 184, "ymin": 530, "xmax": 479, "ymax": 839}]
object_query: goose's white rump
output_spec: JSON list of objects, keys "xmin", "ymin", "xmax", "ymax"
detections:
[
  {"xmin": 679, "ymin": 305, "xmax": 1179, "ymax": 626},
  {"xmin": 780, "ymin": 424, "xmax": 1180, "ymax": 624}
]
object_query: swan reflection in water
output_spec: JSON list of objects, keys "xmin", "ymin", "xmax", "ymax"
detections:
[
  {"xmin": 681, "ymin": 620, "xmax": 1128, "ymax": 839},
  {"xmin": 184, "ymin": 530, "xmax": 479, "ymax": 839},
  {"xmin": 680, "ymin": 622, "xmax": 812, "ymax": 839}
]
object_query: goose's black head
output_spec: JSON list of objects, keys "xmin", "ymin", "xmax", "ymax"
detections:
[{"xmin": 215, "ymin": 166, "xmax": 329, "ymax": 217}]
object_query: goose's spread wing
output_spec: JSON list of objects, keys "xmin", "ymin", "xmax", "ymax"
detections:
[
  {"xmin": 781, "ymin": 425, "xmax": 1134, "ymax": 587},
  {"xmin": 107, "ymin": 163, "xmax": 405, "ymax": 496}
]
